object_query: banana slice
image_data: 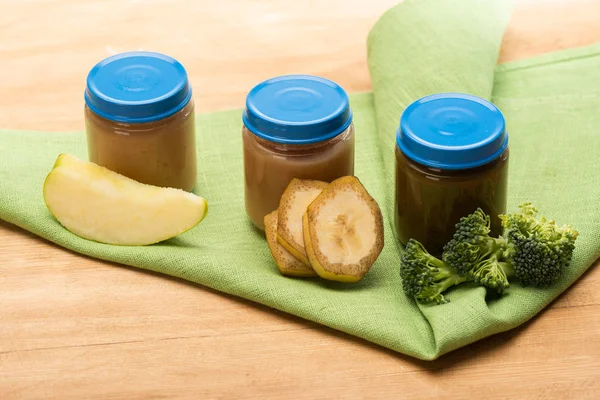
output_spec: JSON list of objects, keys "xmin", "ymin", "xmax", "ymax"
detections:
[
  {"xmin": 264, "ymin": 211, "xmax": 317, "ymax": 277},
  {"xmin": 277, "ymin": 179, "xmax": 328, "ymax": 265},
  {"xmin": 303, "ymin": 176, "xmax": 384, "ymax": 283}
]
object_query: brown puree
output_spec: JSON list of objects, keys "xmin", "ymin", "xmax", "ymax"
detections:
[
  {"xmin": 394, "ymin": 146, "xmax": 509, "ymax": 256},
  {"xmin": 85, "ymin": 100, "xmax": 197, "ymax": 192},
  {"xmin": 243, "ymin": 125, "xmax": 354, "ymax": 230}
]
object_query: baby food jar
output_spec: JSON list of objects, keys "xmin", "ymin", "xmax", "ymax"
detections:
[
  {"xmin": 242, "ymin": 75, "xmax": 355, "ymax": 230},
  {"xmin": 84, "ymin": 51, "xmax": 197, "ymax": 192},
  {"xmin": 395, "ymin": 93, "xmax": 509, "ymax": 256}
]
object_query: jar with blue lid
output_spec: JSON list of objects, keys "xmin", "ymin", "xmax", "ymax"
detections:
[
  {"xmin": 84, "ymin": 51, "xmax": 197, "ymax": 192},
  {"xmin": 395, "ymin": 93, "xmax": 509, "ymax": 255},
  {"xmin": 242, "ymin": 74, "xmax": 355, "ymax": 229}
]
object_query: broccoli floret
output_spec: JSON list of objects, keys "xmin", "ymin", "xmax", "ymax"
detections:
[
  {"xmin": 442, "ymin": 208, "xmax": 512, "ymax": 293},
  {"xmin": 442, "ymin": 204, "xmax": 579, "ymax": 293},
  {"xmin": 500, "ymin": 202, "xmax": 579, "ymax": 287},
  {"xmin": 401, "ymin": 204, "xmax": 579, "ymax": 304},
  {"xmin": 400, "ymin": 239, "xmax": 468, "ymax": 305}
]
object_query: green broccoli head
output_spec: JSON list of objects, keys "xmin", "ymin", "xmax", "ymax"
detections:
[
  {"xmin": 442, "ymin": 208, "xmax": 492, "ymax": 272},
  {"xmin": 442, "ymin": 208, "xmax": 511, "ymax": 292},
  {"xmin": 500, "ymin": 202, "xmax": 579, "ymax": 287},
  {"xmin": 400, "ymin": 239, "xmax": 467, "ymax": 305},
  {"xmin": 400, "ymin": 203, "xmax": 579, "ymax": 305}
]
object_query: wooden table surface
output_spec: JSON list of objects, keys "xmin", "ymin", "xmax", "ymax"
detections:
[{"xmin": 1, "ymin": 0, "xmax": 599, "ymax": 398}]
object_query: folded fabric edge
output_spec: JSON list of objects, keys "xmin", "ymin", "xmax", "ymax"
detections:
[{"xmin": 496, "ymin": 42, "xmax": 600, "ymax": 73}]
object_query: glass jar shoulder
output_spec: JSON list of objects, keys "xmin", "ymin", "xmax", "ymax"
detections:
[
  {"xmin": 395, "ymin": 145, "xmax": 509, "ymax": 182},
  {"xmin": 85, "ymin": 99, "xmax": 195, "ymax": 135},
  {"xmin": 242, "ymin": 124, "xmax": 354, "ymax": 157}
]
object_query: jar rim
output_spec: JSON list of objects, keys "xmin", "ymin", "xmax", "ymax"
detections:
[
  {"xmin": 242, "ymin": 74, "xmax": 353, "ymax": 145},
  {"xmin": 397, "ymin": 93, "xmax": 508, "ymax": 170},
  {"xmin": 84, "ymin": 51, "xmax": 192, "ymax": 124}
]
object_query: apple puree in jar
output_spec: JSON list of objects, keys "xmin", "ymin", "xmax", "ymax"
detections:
[
  {"xmin": 84, "ymin": 51, "xmax": 197, "ymax": 192},
  {"xmin": 242, "ymin": 75, "xmax": 355, "ymax": 230},
  {"xmin": 85, "ymin": 101, "xmax": 196, "ymax": 192}
]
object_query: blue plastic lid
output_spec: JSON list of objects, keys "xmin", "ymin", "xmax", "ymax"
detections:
[
  {"xmin": 84, "ymin": 51, "xmax": 192, "ymax": 123},
  {"xmin": 397, "ymin": 93, "xmax": 508, "ymax": 170},
  {"xmin": 242, "ymin": 75, "xmax": 353, "ymax": 144}
]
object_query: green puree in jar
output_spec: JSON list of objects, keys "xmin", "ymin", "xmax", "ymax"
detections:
[{"xmin": 394, "ymin": 93, "xmax": 509, "ymax": 256}]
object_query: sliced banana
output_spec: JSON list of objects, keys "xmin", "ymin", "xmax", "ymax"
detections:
[
  {"xmin": 264, "ymin": 211, "xmax": 317, "ymax": 277},
  {"xmin": 303, "ymin": 176, "xmax": 384, "ymax": 283},
  {"xmin": 277, "ymin": 178, "xmax": 328, "ymax": 265}
]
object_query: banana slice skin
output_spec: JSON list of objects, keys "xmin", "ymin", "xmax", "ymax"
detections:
[
  {"xmin": 264, "ymin": 211, "xmax": 317, "ymax": 277},
  {"xmin": 303, "ymin": 176, "xmax": 384, "ymax": 283},
  {"xmin": 277, "ymin": 179, "xmax": 328, "ymax": 266}
]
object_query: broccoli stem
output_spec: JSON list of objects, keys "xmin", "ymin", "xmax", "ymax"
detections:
[
  {"xmin": 437, "ymin": 274, "xmax": 469, "ymax": 294},
  {"xmin": 424, "ymin": 253, "xmax": 469, "ymax": 291},
  {"xmin": 433, "ymin": 262, "xmax": 469, "ymax": 290},
  {"xmin": 468, "ymin": 244, "xmax": 515, "ymax": 293},
  {"xmin": 417, "ymin": 260, "xmax": 469, "ymax": 304},
  {"xmin": 480, "ymin": 237, "xmax": 509, "ymax": 260},
  {"xmin": 401, "ymin": 239, "xmax": 471, "ymax": 304}
]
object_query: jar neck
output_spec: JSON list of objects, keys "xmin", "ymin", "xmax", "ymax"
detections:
[
  {"xmin": 246, "ymin": 124, "xmax": 353, "ymax": 155},
  {"xmin": 397, "ymin": 145, "xmax": 509, "ymax": 178},
  {"xmin": 85, "ymin": 99, "xmax": 194, "ymax": 131}
]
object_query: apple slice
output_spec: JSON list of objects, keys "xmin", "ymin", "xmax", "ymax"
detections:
[{"xmin": 43, "ymin": 153, "xmax": 207, "ymax": 245}]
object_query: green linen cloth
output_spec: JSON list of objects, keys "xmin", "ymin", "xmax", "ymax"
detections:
[{"xmin": 1, "ymin": 0, "xmax": 599, "ymax": 360}]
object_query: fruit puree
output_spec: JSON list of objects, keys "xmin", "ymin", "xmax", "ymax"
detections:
[
  {"xmin": 85, "ymin": 101, "xmax": 197, "ymax": 192},
  {"xmin": 243, "ymin": 125, "xmax": 354, "ymax": 230}
]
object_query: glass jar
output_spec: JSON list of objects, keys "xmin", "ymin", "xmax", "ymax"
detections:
[
  {"xmin": 394, "ymin": 93, "xmax": 509, "ymax": 256},
  {"xmin": 84, "ymin": 51, "xmax": 197, "ymax": 192},
  {"xmin": 242, "ymin": 75, "xmax": 355, "ymax": 230}
]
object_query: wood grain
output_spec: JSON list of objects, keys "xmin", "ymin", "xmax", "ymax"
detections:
[{"xmin": 1, "ymin": 0, "xmax": 599, "ymax": 399}]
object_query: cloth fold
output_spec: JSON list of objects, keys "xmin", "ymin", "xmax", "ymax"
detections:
[{"xmin": 1, "ymin": 0, "xmax": 599, "ymax": 360}]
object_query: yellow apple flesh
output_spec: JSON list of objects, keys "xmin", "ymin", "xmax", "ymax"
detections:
[{"xmin": 43, "ymin": 154, "xmax": 207, "ymax": 245}]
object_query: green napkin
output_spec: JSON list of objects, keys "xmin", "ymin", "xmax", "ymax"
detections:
[{"xmin": 1, "ymin": 0, "xmax": 599, "ymax": 360}]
